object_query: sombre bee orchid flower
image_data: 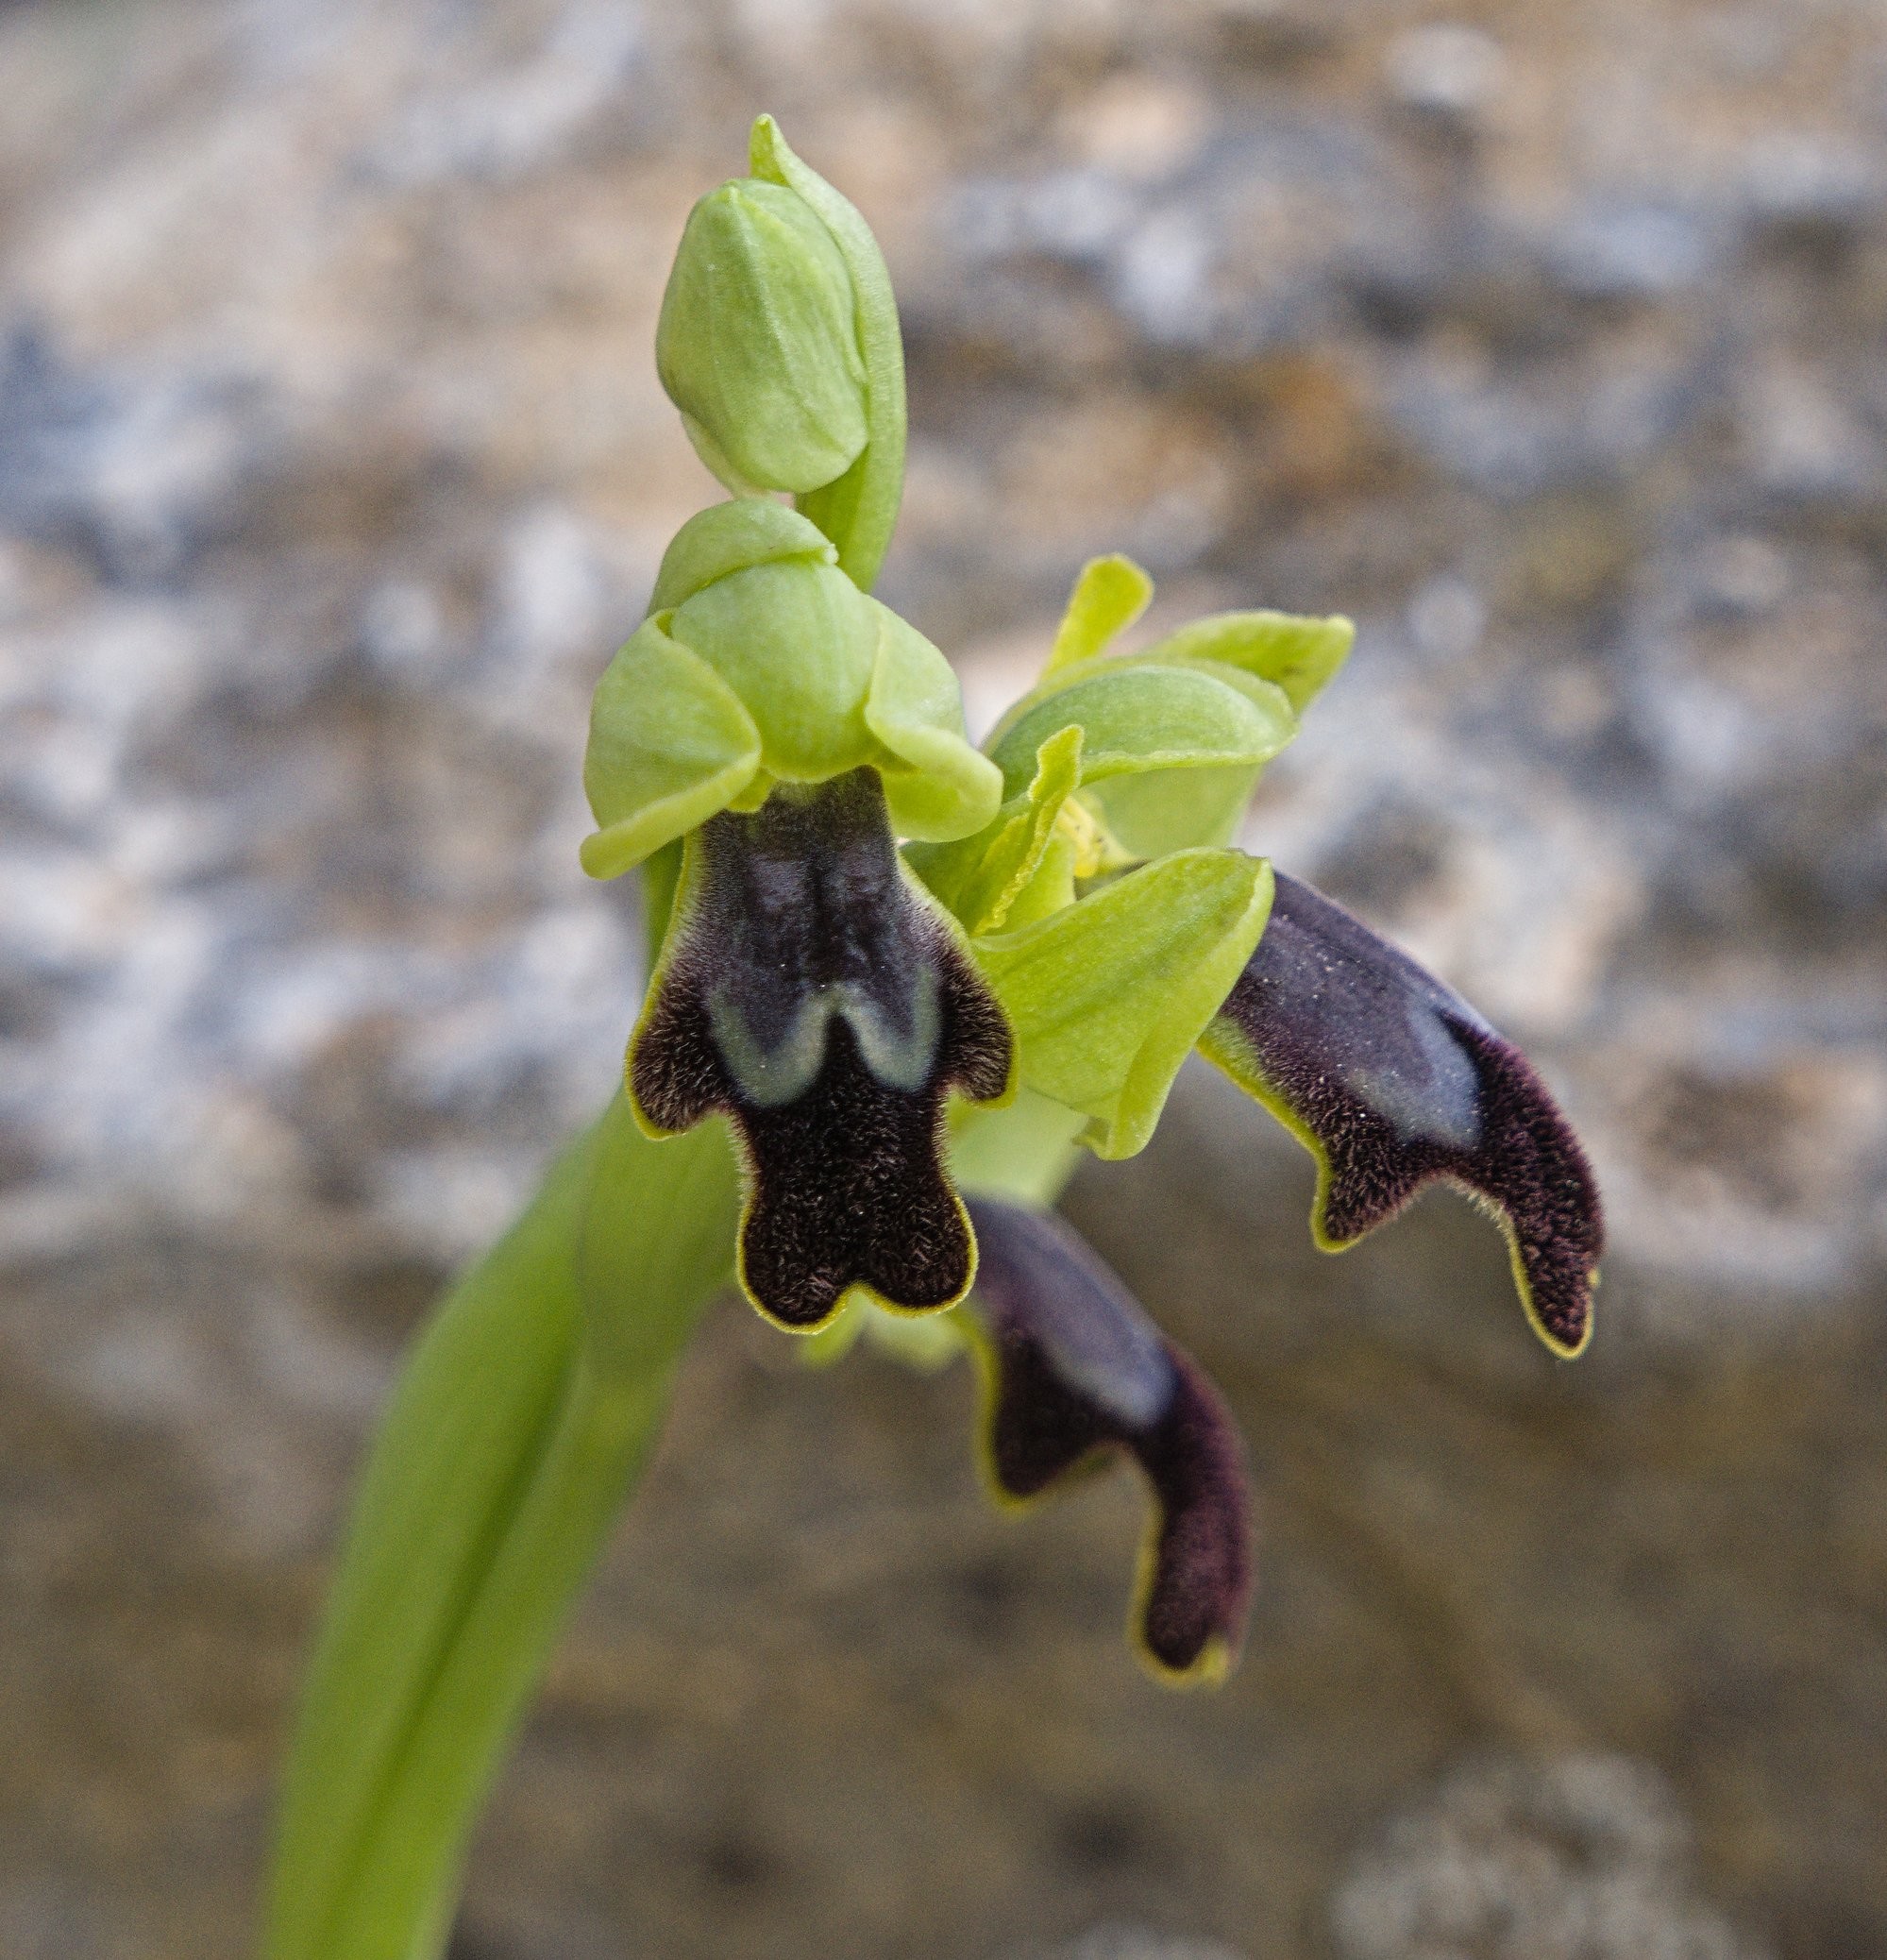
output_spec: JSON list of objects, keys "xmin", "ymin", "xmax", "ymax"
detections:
[{"xmin": 267, "ymin": 115, "xmax": 1603, "ymax": 1960}]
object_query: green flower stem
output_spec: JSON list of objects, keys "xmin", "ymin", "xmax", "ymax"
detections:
[
  {"xmin": 265, "ymin": 1084, "xmax": 1069, "ymax": 1960},
  {"xmin": 266, "ymin": 1100, "xmax": 741, "ymax": 1960}
]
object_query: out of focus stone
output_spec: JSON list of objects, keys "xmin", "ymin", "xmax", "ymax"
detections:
[{"xmin": 1331, "ymin": 1754, "xmax": 1768, "ymax": 1960}]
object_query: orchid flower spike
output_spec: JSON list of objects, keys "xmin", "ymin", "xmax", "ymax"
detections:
[{"xmin": 582, "ymin": 117, "xmax": 1604, "ymax": 1681}]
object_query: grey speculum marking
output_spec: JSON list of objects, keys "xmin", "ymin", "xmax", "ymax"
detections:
[{"xmin": 699, "ymin": 773, "xmax": 945, "ymax": 1107}]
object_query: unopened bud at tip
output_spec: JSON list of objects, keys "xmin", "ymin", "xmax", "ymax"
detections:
[{"xmin": 656, "ymin": 178, "xmax": 869, "ymax": 497}]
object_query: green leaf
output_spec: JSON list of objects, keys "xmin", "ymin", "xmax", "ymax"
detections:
[
  {"xmin": 580, "ymin": 617, "xmax": 762, "ymax": 879},
  {"xmin": 1043, "ymin": 553, "xmax": 1154, "ymax": 674},
  {"xmin": 865, "ymin": 605, "xmax": 1004, "ymax": 842},
  {"xmin": 974, "ymin": 850, "xmax": 1274, "ymax": 1158},
  {"xmin": 751, "ymin": 116, "xmax": 907, "ymax": 593},
  {"xmin": 266, "ymin": 1103, "xmax": 739, "ymax": 1960},
  {"xmin": 1139, "ymin": 609, "xmax": 1354, "ymax": 715}
]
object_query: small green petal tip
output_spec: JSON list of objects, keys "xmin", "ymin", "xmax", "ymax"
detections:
[{"xmin": 1045, "ymin": 553, "xmax": 1154, "ymax": 674}]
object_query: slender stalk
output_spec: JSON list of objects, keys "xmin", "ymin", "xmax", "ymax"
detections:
[{"xmin": 266, "ymin": 1101, "xmax": 740, "ymax": 1960}]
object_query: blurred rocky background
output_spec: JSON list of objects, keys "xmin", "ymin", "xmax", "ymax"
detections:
[{"xmin": 2, "ymin": 0, "xmax": 1884, "ymax": 1954}]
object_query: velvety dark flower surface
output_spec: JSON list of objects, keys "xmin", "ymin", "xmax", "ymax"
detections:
[
  {"xmin": 965, "ymin": 1195, "xmax": 1254, "ymax": 1683},
  {"xmin": 1201, "ymin": 872, "xmax": 1604, "ymax": 1357},
  {"xmin": 631, "ymin": 769, "xmax": 1013, "ymax": 1328}
]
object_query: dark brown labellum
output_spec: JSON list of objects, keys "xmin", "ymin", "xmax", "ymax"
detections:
[
  {"xmin": 630, "ymin": 769, "xmax": 1012, "ymax": 1329},
  {"xmin": 1204, "ymin": 871, "xmax": 1603, "ymax": 1356}
]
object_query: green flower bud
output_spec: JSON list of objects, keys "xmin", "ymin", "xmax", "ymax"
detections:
[
  {"xmin": 657, "ymin": 177, "xmax": 869, "ymax": 498},
  {"xmin": 581, "ymin": 501, "xmax": 1001, "ymax": 879}
]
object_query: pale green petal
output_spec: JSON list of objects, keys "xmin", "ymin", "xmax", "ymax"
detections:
[
  {"xmin": 865, "ymin": 604, "xmax": 1004, "ymax": 841},
  {"xmin": 1043, "ymin": 553, "xmax": 1154, "ymax": 674},
  {"xmin": 904, "ymin": 724, "xmax": 1085, "ymax": 930},
  {"xmin": 998, "ymin": 830, "xmax": 1079, "ymax": 929},
  {"xmin": 1140, "ymin": 609, "xmax": 1354, "ymax": 714},
  {"xmin": 957, "ymin": 723, "xmax": 1084, "ymax": 933},
  {"xmin": 581, "ymin": 617, "xmax": 762, "ymax": 879},
  {"xmin": 975, "ymin": 850, "xmax": 1274, "ymax": 1159}
]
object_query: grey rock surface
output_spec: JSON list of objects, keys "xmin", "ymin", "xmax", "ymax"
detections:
[
  {"xmin": 0, "ymin": 0, "xmax": 1881, "ymax": 1956},
  {"xmin": 1332, "ymin": 1753, "xmax": 1767, "ymax": 1960}
]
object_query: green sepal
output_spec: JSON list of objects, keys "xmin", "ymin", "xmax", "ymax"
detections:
[
  {"xmin": 987, "ymin": 659, "xmax": 1297, "ymax": 859},
  {"xmin": 798, "ymin": 1293, "xmax": 968, "ymax": 1374},
  {"xmin": 668, "ymin": 558, "xmax": 880, "ymax": 783},
  {"xmin": 864, "ymin": 1300, "xmax": 969, "ymax": 1370},
  {"xmin": 866, "ymin": 607, "xmax": 1004, "ymax": 842},
  {"xmin": 750, "ymin": 116, "xmax": 907, "ymax": 592},
  {"xmin": 906, "ymin": 724, "xmax": 1085, "ymax": 934},
  {"xmin": 590, "ymin": 500, "xmax": 995, "ymax": 849},
  {"xmin": 974, "ymin": 849, "xmax": 1275, "ymax": 1159},
  {"xmin": 988, "ymin": 660, "xmax": 1297, "ymax": 803},
  {"xmin": 656, "ymin": 177, "xmax": 868, "ymax": 497},
  {"xmin": 797, "ymin": 1293, "xmax": 868, "ymax": 1367},
  {"xmin": 265, "ymin": 1101, "xmax": 739, "ymax": 1960},
  {"xmin": 649, "ymin": 498, "xmax": 835, "ymax": 613},
  {"xmin": 1044, "ymin": 553, "xmax": 1154, "ymax": 674},
  {"xmin": 580, "ymin": 616, "xmax": 763, "ymax": 879},
  {"xmin": 1137, "ymin": 609, "xmax": 1354, "ymax": 716}
]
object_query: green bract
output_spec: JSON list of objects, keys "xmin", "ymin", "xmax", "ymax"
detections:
[
  {"xmin": 580, "ymin": 500, "xmax": 1001, "ymax": 878},
  {"xmin": 655, "ymin": 116, "xmax": 906, "ymax": 590}
]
